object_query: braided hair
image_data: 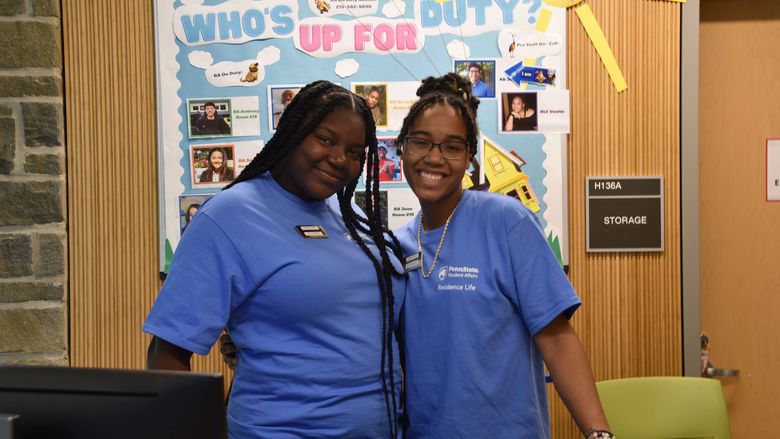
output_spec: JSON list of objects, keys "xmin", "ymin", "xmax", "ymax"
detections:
[
  {"xmin": 226, "ymin": 80, "xmax": 404, "ymax": 438},
  {"xmin": 397, "ymin": 73, "xmax": 481, "ymax": 155}
]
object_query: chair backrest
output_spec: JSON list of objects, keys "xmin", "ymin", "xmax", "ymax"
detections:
[{"xmin": 596, "ymin": 377, "xmax": 732, "ymax": 439}]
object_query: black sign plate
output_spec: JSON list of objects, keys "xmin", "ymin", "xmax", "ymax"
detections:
[{"xmin": 586, "ymin": 177, "xmax": 664, "ymax": 252}]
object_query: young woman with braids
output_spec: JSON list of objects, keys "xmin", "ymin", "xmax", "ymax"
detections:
[
  {"xmin": 144, "ymin": 81, "xmax": 405, "ymax": 438},
  {"xmin": 395, "ymin": 73, "xmax": 613, "ymax": 438}
]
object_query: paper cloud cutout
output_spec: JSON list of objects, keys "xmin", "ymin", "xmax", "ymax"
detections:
[
  {"xmin": 382, "ymin": 0, "xmax": 406, "ymax": 18},
  {"xmin": 258, "ymin": 46, "xmax": 281, "ymax": 66},
  {"xmin": 498, "ymin": 30, "xmax": 563, "ymax": 59},
  {"xmin": 447, "ymin": 40, "xmax": 471, "ymax": 59},
  {"xmin": 188, "ymin": 46, "xmax": 282, "ymax": 88},
  {"xmin": 335, "ymin": 58, "xmax": 360, "ymax": 78},
  {"xmin": 188, "ymin": 51, "xmax": 213, "ymax": 69}
]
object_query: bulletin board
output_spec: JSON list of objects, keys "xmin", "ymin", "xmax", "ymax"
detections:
[{"xmin": 154, "ymin": 0, "xmax": 571, "ymax": 273}]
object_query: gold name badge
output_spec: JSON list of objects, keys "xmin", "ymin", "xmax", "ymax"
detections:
[{"xmin": 295, "ymin": 225, "xmax": 328, "ymax": 239}]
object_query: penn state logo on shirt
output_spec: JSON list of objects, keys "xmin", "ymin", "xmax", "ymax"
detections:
[
  {"xmin": 436, "ymin": 265, "xmax": 480, "ymax": 293},
  {"xmin": 342, "ymin": 232, "xmax": 377, "ymax": 248},
  {"xmin": 438, "ymin": 266, "xmax": 448, "ymax": 281}
]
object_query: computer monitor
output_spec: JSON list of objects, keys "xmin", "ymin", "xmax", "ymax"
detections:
[{"xmin": 0, "ymin": 366, "xmax": 226, "ymax": 439}]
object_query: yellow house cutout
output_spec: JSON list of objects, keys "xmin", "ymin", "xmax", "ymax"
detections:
[{"xmin": 480, "ymin": 136, "xmax": 541, "ymax": 213}]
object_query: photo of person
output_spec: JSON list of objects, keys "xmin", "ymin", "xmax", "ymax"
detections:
[
  {"xmin": 354, "ymin": 190, "xmax": 389, "ymax": 228},
  {"xmin": 178, "ymin": 195, "xmax": 210, "ymax": 235},
  {"xmin": 188, "ymin": 100, "xmax": 232, "ymax": 137},
  {"xmin": 353, "ymin": 83, "xmax": 388, "ymax": 128},
  {"xmin": 455, "ymin": 60, "xmax": 495, "ymax": 98},
  {"xmin": 192, "ymin": 145, "xmax": 235, "ymax": 185},
  {"xmin": 502, "ymin": 92, "xmax": 538, "ymax": 132},
  {"xmin": 375, "ymin": 138, "xmax": 402, "ymax": 183},
  {"xmin": 268, "ymin": 86, "xmax": 302, "ymax": 131}
]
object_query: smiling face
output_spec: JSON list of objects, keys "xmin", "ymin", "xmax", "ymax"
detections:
[
  {"xmin": 209, "ymin": 150, "xmax": 224, "ymax": 169},
  {"xmin": 511, "ymin": 96, "xmax": 524, "ymax": 113},
  {"xmin": 272, "ymin": 107, "xmax": 366, "ymax": 202},
  {"xmin": 468, "ymin": 67, "xmax": 481, "ymax": 85},
  {"xmin": 367, "ymin": 90, "xmax": 380, "ymax": 109},
  {"xmin": 204, "ymin": 104, "xmax": 216, "ymax": 119},
  {"xmin": 401, "ymin": 104, "xmax": 471, "ymax": 218},
  {"xmin": 209, "ymin": 150, "xmax": 224, "ymax": 170},
  {"xmin": 281, "ymin": 89, "xmax": 295, "ymax": 105}
]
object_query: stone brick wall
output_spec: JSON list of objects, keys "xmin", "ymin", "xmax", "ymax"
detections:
[{"xmin": 0, "ymin": 0, "xmax": 67, "ymax": 365}]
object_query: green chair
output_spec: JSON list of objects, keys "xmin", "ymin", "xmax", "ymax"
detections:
[{"xmin": 596, "ymin": 377, "xmax": 732, "ymax": 439}]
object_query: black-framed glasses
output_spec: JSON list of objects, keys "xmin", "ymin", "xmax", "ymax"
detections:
[{"xmin": 402, "ymin": 136, "xmax": 469, "ymax": 160}]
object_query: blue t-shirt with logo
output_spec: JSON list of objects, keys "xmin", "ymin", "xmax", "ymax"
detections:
[
  {"xmin": 397, "ymin": 190, "xmax": 580, "ymax": 438},
  {"xmin": 144, "ymin": 173, "xmax": 405, "ymax": 439}
]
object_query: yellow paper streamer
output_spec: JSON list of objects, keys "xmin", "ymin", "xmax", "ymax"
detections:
[
  {"xmin": 575, "ymin": 3, "xmax": 628, "ymax": 92},
  {"xmin": 542, "ymin": 0, "xmax": 584, "ymax": 7}
]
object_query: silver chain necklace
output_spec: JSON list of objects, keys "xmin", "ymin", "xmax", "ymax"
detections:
[{"xmin": 416, "ymin": 204, "xmax": 458, "ymax": 279}]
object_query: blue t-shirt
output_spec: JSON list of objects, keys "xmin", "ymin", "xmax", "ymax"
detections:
[
  {"xmin": 144, "ymin": 173, "xmax": 405, "ymax": 439},
  {"xmin": 471, "ymin": 80, "xmax": 491, "ymax": 98},
  {"xmin": 397, "ymin": 190, "xmax": 580, "ymax": 438}
]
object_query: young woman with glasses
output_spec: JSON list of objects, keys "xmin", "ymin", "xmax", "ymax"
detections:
[{"xmin": 394, "ymin": 73, "xmax": 612, "ymax": 439}]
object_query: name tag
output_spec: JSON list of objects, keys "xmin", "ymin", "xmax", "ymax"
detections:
[
  {"xmin": 296, "ymin": 225, "xmax": 328, "ymax": 239},
  {"xmin": 403, "ymin": 252, "xmax": 421, "ymax": 273}
]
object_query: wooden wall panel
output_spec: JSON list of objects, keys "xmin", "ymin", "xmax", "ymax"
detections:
[
  {"xmin": 63, "ymin": 0, "xmax": 232, "ymax": 383},
  {"xmin": 63, "ymin": 1, "xmax": 682, "ymax": 437},
  {"xmin": 550, "ymin": 1, "xmax": 682, "ymax": 437}
]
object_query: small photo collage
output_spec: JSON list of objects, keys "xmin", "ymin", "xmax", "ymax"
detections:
[
  {"xmin": 178, "ymin": 194, "xmax": 210, "ymax": 235},
  {"xmin": 188, "ymin": 99, "xmax": 233, "ymax": 138},
  {"xmin": 267, "ymin": 85, "xmax": 303, "ymax": 132},
  {"xmin": 353, "ymin": 83, "xmax": 389, "ymax": 129},
  {"xmin": 454, "ymin": 60, "xmax": 496, "ymax": 99},
  {"xmin": 191, "ymin": 144, "xmax": 236, "ymax": 187},
  {"xmin": 374, "ymin": 137, "xmax": 403, "ymax": 183}
]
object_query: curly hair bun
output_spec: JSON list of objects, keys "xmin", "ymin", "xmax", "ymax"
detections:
[{"xmin": 416, "ymin": 73, "xmax": 480, "ymax": 114}]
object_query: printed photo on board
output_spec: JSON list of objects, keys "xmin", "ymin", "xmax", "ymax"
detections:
[
  {"xmin": 455, "ymin": 60, "xmax": 496, "ymax": 98},
  {"xmin": 188, "ymin": 99, "xmax": 232, "ymax": 138},
  {"xmin": 374, "ymin": 137, "xmax": 402, "ymax": 183},
  {"xmin": 353, "ymin": 83, "xmax": 388, "ymax": 129},
  {"xmin": 534, "ymin": 68, "xmax": 556, "ymax": 86},
  {"xmin": 178, "ymin": 194, "xmax": 210, "ymax": 235},
  {"xmin": 191, "ymin": 144, "xmax": 236, "ymax": 186},
  {"xmin": 354, "ymin": 189, "xmax": 389, "ymax": 228},
  {"xmin": 268, "ymin": 85, "xmax": 302, "ymax": 131},
  {"xmin": 501, "ymin": 92, "xmax": 538, "ymax": 132}
]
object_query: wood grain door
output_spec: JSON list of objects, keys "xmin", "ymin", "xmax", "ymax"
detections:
[{"xmin": 700, "ymin": 2, "xmax": 780, "ymax": 436}]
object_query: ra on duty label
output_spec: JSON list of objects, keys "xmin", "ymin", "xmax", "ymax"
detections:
[{"xmin": 586, "ymin": 177, "xmax": 664, "ymax": 252}]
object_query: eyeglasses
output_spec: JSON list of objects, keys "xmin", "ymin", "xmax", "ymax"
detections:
[{"xmin": 402, "ymin": 136, "xmax": 470, "ymax": 160}]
